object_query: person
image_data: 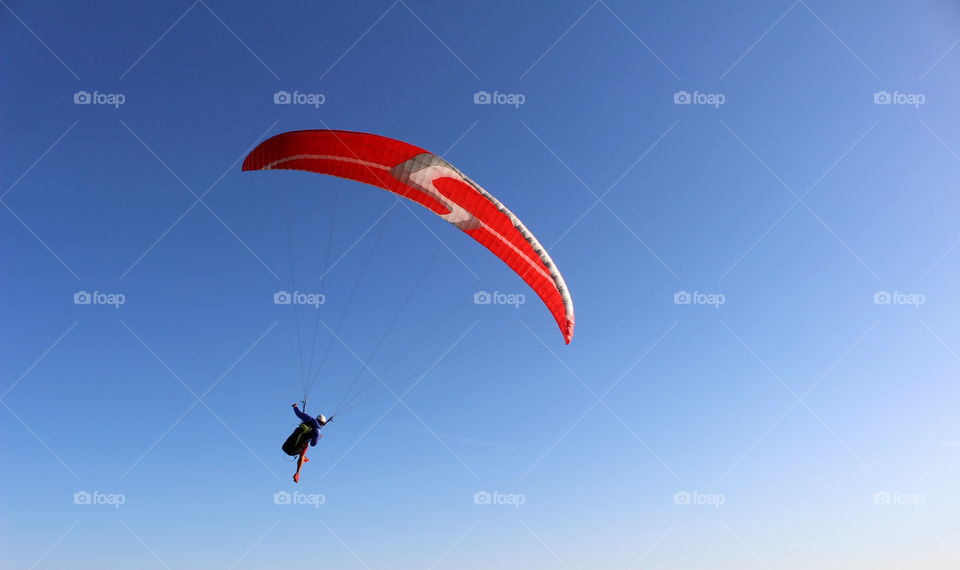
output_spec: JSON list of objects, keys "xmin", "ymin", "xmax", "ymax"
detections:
[{"xmin": 289, "ymin": 403, "xmax": 328, "ymax": 483}]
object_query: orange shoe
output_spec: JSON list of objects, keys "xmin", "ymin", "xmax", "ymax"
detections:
[{"xmin": 293, "ymin": 473, "xmax": 300, "ymax": 483}]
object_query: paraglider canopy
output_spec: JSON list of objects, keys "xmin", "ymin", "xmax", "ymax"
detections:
[{"xmin": 243, "ymin": 129, "xmax": 574, "ymax": 344}]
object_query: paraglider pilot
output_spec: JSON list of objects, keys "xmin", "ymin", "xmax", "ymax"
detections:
[{"xmin": 288, "ymin": 403, "xmax": 328, "ymax": 483}]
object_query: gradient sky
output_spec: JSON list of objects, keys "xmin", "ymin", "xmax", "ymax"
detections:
[{"xmin": 3, "ymin": 1, "xmax": 960, "ymax": 568}]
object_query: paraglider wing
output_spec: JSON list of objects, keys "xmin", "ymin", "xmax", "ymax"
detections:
[{"xmin": 242, "ymin": 130, "xmax": 575, "ymax": 344}]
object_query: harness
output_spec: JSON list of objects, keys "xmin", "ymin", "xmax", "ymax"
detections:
[{"xmin": 282, "ymin": 422, "xmax": 315, "ymax": 456}]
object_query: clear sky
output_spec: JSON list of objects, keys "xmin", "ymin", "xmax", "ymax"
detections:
[{"xmin": 3, "ymin": 1, "xmax": 960, "ymax": 568}]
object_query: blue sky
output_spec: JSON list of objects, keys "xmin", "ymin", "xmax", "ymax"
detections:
[{"xmin": 3, "ymin": 1, "xmax": 960, "ymax": 568}]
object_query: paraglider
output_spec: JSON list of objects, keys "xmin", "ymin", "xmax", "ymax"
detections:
[
  {"xmin": 242, "ymin": 129, "xmax": 575, "ymax": 343},
  {"xmin": 283, "ymin": 403, "xmax": 330, "ymax": 483},
  {"xmin": 244, "ymin": 130, "xmax": 575, "ymax": 481}
]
